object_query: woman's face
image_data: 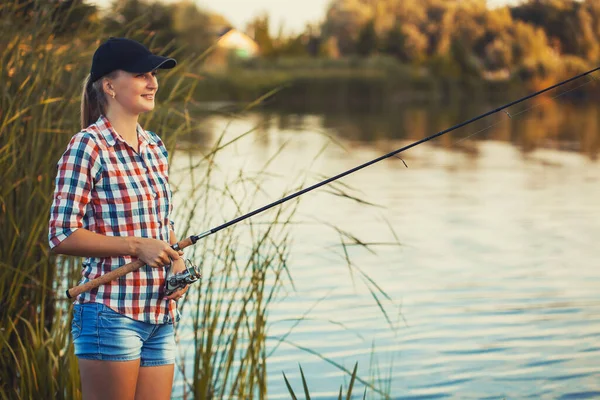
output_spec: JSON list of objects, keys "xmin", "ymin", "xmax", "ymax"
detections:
[{"xmin": 106, "ymin": 70, "xmax": 158, "ymax": 115}]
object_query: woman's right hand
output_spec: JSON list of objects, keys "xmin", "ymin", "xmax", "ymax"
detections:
[{"xmin": 132, "ymin": 237, "xmax": 180, "ymax": 268}]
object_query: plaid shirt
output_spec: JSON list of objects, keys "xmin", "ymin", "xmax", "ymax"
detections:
[{"xmin": 49, "ymin": 115, "xmax": 177, "ymax": 324}]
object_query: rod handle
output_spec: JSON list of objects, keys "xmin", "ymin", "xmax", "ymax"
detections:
[{"xmin": 65, "ymin": 236, "xmax": 196, "ymax": 299}]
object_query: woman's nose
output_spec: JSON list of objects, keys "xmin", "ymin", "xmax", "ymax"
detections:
[{"xmin": 147, "ymin": 74, "xmax": 158, "ymax": 89}]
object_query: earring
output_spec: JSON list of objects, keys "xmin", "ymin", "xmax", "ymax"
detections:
[{"xmin": 111, "ymin": 92, "xmax": 116, "ymax": 99}]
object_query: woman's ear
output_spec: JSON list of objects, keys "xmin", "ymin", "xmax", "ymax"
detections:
[{"xmin": 102, "ymin": 78, "xmax": 116, "ymax": 99}]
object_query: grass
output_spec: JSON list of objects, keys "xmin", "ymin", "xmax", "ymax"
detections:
[
  {"xmin": 0, "ymin": 6, "xmax": 91, "ymax": 396},
  {"xmin": 0, "ymin": 1, "xmax": 403, "ymax": 399},
  {"xmin": 5, "ymin": 2, "xmax": 600, "ymax": 399},
  {"xmin": 166, "ymin": 110, "xmax": 404, "ymax": 398},
  {"xmin": 0, "ymin": 2, "xmax": 203, "ymax": 397},
  {"xmin": 282, "ymin": 362, "xmax": 364, "ymax": 400},
  {"xmin": 169, "ymin": 122, "xmax": 304, "ymax": 398}
]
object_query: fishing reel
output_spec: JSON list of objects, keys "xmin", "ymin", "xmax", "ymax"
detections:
[{"xmin": 165, "ymin": 258, "xmax": 202, "ymax": 296}]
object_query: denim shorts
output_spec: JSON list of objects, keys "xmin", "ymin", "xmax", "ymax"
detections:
[{"xmin": 71, "ymin": 303, "xmax": 175, "ymax": 367}]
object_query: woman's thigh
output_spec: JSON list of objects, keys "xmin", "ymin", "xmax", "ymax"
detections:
[
  {"xmin": 135, "ymin": 364, "xmax": 174, "ymax": 400},
  {"xmin": 79, "ymin": 359, "xmax": 140, "ymax": 400}
]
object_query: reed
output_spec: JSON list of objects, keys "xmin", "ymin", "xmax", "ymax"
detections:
[
  {"xmin": 1, "ymin": 2, "xmax": 401, "ymax": 398},
  {"xmin": 166, "ymin": 117, "xmax": 298, "ymax": 398},
  {"xmin": 160, "ymin": 109, "xmax": 405, "ymax": 398},
  {"xmin": 0, "ymin": 1, "xmax": 202, "ymax": 397},
  {"xmin": 0, "ymin": 3, "xmax": 93, "ymax": 397},
  {"xmin": 282, "ymin": 362, "xmax": 363, "ymax": 400}
]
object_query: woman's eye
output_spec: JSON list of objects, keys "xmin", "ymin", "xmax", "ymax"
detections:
[{"xmin": 137, "ymin": 72, "xmax": 157, "ymax": 78}]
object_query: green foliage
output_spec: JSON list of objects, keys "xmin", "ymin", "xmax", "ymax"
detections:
[
  {"xmin": 276, "ymin": 34, "xmax": 311, "ymax": 57},
  {"xmin": 250, "ymin": 14, "xmax": 275, "ymax": 58},
  {"xmin": 382, "ymin": 22, "xmax": 408, "ymax": 62},
  {"xmin": 1, "ymin": 2, "xmax": 402, "ymax": 399},
  {"xmin": 0, "ymin": 2, "xmax": 98, "ymax": 397},
  {"xmin": 355, "ymin": 19, "xmax": 378, "ymax": 57},
  {"xmin": 103, "ymin": 0, "xmax": 178, "ymax": 50},
  {"xmin": 2, "ymin": 0, "xmax": 98, "ymax": 34},
  {"xmin": 282, "ymin": 363, "xmax": 367, "ymax": 400},
  {"xmin": 320, "ymin": 0, "xmax": 599, "ymax": 85},
  {"xmin": 1, "ymin": 1, "xmax": 598, "ymax": 397},
  {"xmin": 0, "ymin": 1, "xmax": 202, "ymax": 398}
]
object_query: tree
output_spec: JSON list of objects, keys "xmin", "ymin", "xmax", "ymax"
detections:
[
  {"xmin": 355, "ymin": 19, "xmax": 377, "ymax": 56},
  {"xmin": 510, "ymin": 0, "xmax": 580, "ymax": 56},
  {"xmin": 574, "ymin": 5, "xmax": 600, "ymax": 61},
  {"xmin": 171, "ymin": 1, "xmax": 229, "ymax": 56},
  {"xmin": 249, "ymin": 14, "xmax": 274, "ymax": 57},
  {"xmin": 51, "ymin": 0, "xmax": 98, "ymax": 34},
  {"xmin": 483, "ymin": 38, "xmax": 513, "ymax": 70},
  {"xmin": 382, "ymin": 22, "xmax": 407, "ymax": 61},
  {"xmin": 400, "ymin": 23, "xmax": 428, "ymax": 63},
  {"xmin": 104, "ymin": 0, "xmax": 177, "ymax": 50},
  {"xmin": 321, "ymin": 0, "xmax": 373, "ymax": 55},
  {"xmin": 4, "ymin": 0, "xmax": 98, "ymax": 35}
]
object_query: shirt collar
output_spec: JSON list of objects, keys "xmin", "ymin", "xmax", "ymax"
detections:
[{"xmin": 94, "ymin": 115, "xmax": 157, "ymax": 147}]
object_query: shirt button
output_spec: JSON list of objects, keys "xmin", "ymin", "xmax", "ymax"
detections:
[
  {"xmin": 153, "ymin": 193, "xmax": 157, "ymax": 198},
  {"xmin": 57, "ymin": 195, "xmax": 62, "ymax": 199}
]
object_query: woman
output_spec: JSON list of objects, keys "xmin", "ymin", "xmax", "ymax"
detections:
[{"xmin": 49, "ymin": 37, "xmax": 187, "ymax": 400}]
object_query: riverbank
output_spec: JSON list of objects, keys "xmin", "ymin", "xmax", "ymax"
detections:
[{"xmin": 180, "ymin": 56, "xmax": 598, "ymax": 113}]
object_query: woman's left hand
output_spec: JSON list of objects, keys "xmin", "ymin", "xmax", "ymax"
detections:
[{"xmin": 165, "ymin": 257, "xmax": 189, "ymax": 301}]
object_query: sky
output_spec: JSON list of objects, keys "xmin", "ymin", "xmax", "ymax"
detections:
[{"xmin": 92, "ymin": 0, "xmax": 518, "ymax": 35}]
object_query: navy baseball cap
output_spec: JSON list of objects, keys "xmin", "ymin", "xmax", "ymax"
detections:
[{"xmin": 90, "ymin": 37, "xmax": 177, "ymax": 82}]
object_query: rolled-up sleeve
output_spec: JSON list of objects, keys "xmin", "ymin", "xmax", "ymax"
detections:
[{"xmin": 48, "ymin": 133, "xmax": 102, "ymax": 249}]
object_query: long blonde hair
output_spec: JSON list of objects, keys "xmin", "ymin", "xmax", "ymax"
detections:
[{"xmin": 79, "ymin": 72, "xmax": 117, "ymax": 129}]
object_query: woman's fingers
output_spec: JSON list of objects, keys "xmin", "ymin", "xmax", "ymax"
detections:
[
  {"xmin": 135, "ymin": 237, "xmax": 182, "ymax": 267},
  {"xmin": 166, "ymin": 246, "xmax": 180, "ymax": 261},
  {"xmin": 166, "ymin": 285, "xmax": 188, "ymax": 301},
  {"xmin": 142, "ymin": 241, "xmax": 181, "ymax": 268}
]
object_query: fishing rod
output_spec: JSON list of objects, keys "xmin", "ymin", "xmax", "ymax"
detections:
[{"xmin": 66, "ymin": 66, "xmax": 600, "ymax": 299}]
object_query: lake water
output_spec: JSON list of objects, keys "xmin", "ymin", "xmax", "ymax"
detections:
[{"xmin": 171, "ymin": 98, "xmax": 600, "ymax": 399}]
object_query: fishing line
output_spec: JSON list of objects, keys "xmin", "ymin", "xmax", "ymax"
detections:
[{"xmin": 67, "ymin": 66, "xmax": 600, "ymax": 298}]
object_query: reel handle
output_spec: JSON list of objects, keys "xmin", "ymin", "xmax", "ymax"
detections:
[
  {"xmin": 65, "ymin": 236, "xmax": 195, "ymax": 299},
  {"xmin": 164, "ymin": 259, "xmax": 202, "ymax": 296}
]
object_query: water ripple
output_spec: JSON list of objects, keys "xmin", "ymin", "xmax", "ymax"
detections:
[{"xmin": 174, "ymin": 129, "xmax": 600, "ymax": 399}]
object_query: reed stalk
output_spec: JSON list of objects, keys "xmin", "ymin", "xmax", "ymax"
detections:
[{"xmin": 1, "ymin": 2, "xmax": 401, "ymax": 398}]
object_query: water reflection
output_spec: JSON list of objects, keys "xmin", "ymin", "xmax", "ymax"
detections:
[{"xmin": 207, "ymin": 99, "xmax": 600, "ymax": 160}]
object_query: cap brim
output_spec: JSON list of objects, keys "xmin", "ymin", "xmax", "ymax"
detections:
[{"xmin": 124, "ymin": 54, "xmax": 177, "ymax": 74}]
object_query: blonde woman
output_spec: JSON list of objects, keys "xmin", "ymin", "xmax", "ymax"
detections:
[{"xmin": 49, "ymin": 37, "xmax": 187, "ymax": 399}]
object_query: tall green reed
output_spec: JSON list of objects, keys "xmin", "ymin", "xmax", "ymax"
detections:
[
  {"xmin": 168, "ymin": 117, "xmax": 305, "ymax": 398},
  {"xmin": 0, "ymin": 5, "xmax": 93, "ymax": 397},
  {"xmin": 282, "ymin": 362, "xmax": 365, "ymax": 400},
  {"xmin": 166, "ymin": 114, "xmax": 403, "ymax": 398},
  {"xmin": 1, "ymin": 2, "xmax": 402, "ymax": 398},
  {"xmin": 0, "ymin": 1, "xmax": 203, "ymax": 397}
]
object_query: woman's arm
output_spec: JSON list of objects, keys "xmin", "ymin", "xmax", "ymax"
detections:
[{"xmin": 53, "ymin": 228, "xmax": 180, "ymax": 268}]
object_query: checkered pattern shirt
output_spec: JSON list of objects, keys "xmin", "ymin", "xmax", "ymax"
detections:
[{"xmin": 49, "ymin": 115, "xmax": 177, "ymax": 324}]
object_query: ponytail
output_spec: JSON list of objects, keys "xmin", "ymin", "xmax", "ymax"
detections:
[{"xmin": 80, "ymin": 72, "xmax": 117, "ymax": 129}]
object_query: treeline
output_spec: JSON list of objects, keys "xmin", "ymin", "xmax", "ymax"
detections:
[
  {"xmin": 4, "ymin": 0, "xmax": 229, "ymax": 56},
  {"xmin": 319, "ymin": 0, "xmax": 600, "ymax": 82},
  {"xmin": 4, "ymin": 0, "xmax": 600, "ymax": 91}
]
